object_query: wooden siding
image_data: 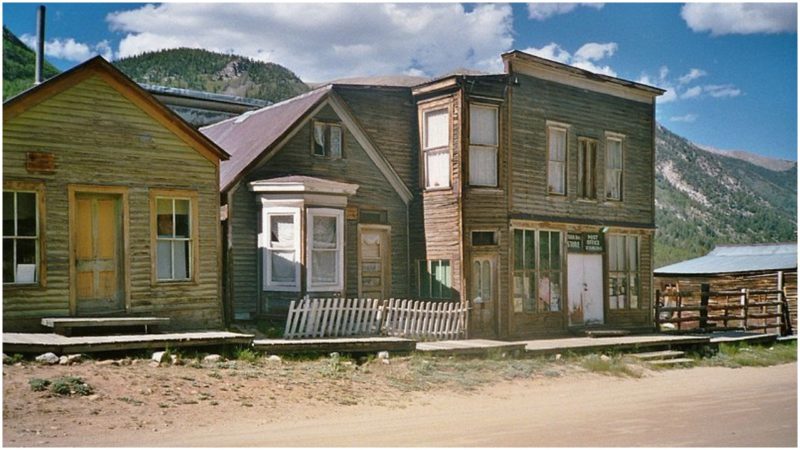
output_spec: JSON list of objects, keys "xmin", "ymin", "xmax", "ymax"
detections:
[
  {"xmin": 3, "ymin": 74, "xmax": 222, "ymax": 331},
  {"xmin": 229, "ymin": 104, "xmax": 410, "ymax": 317},
  {"xmin": 508, "ymin": 72, "xmax": 655, "ymax": 226}
]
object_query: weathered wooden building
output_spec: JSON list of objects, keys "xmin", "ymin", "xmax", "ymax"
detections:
[
  {"xmin": 655, "ymin": 243, "xmax": 797, "ymax": 333},
  {"xmin": 3, "ymin": 57, "xmax": 229, "ymax": 332},
  {"xmin": 206, "ymin": 51, "xmax": 665, "ymax": 338}
]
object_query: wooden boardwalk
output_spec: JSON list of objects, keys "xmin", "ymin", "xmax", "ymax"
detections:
[
  {"xmin": 416, "ymin": 339, "xmax": 526, "ymax": 355},
  {"xmin": 3, "ymin": 331, "xmax": 253, "ymax": 354},
  {"xmin": 521, "ymin": 334, "xmax": 711, "ymax": 355},
  {"xmin": 253, "ymin": 337, "xmax": 416, "ymax": 354}
]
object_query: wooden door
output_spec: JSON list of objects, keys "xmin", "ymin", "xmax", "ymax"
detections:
[
  {"xmin": 74, "ymin": 194, "xmax": 124, "ymax": 315},
  {"xmin": 567, "ymin": 253, "xmax": 604, "ymax": 326},
  {"xmin": 470, "ymin": 255, "xmax": 497, "ymax": 337},
  {"xmin": 358, "ymin": 227, "xmax": 390, "ymax": 299}
]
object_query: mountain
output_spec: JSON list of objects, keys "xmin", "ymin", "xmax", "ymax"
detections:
[
  {"xmin": 113, "ymin": 48, "xmax": 309, "ymax": 103},
  {"xmin": 3, "ymin": 26, "xmax": 60, "ymax": 99},
  {"xmin": 695, "ymin": 144, "xmax": 796, "ymax": 172},
  {"xmin": 654, "ymin": 124, "xmax": 796, "ymax": 268}
]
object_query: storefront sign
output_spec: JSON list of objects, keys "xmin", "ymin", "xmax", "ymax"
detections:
[
  {"xmin": 566, "ymin": 232, "xmax": 583, "ymax": 252},
  {"xmin": 583, "ymin": 233, "xmax": 604, "ymax": 253}
]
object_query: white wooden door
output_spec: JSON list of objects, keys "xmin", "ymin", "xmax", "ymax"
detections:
[{"xmin": 567, "ymin": 253, "xmax": 604, "ymax": 325}]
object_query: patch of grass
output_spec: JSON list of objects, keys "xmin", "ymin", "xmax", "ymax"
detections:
[
  {"xmin": 234, "ymin": 348, "xmax": 260, "ymax": 364},
  {"xmin": 320, "ymin": 353, "xmax": 355, "ymax": 378},
  {"xmin": 578, "ymin": 354, "xmax": 643, "ymax": 378},
  {"xmin": 702, "ymin": 341, "xmax": 797, "ymax": 368},
  {"xmin": 6, "ymin": 353, "xmax": 25, "ymax": 364},
  {"xmin": 29, "ymin": 378, "xmax": 50, "ymax": 392},
  {"xmin": 50, "ymin": 376, "xmax": 94, "ymax": 396}
]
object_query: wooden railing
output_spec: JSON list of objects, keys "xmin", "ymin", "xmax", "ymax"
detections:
[
  {"xmin": 283, "ymin": 297, "xmax": 468, "ymax": 340},
  {"xmin": 655, "ymin": 283, "xmax": 792, "ymax": 335}
]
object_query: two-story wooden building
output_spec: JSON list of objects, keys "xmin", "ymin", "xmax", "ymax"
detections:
[{"xmin": 206, "ymin": 51, "xmax": 664, "ymax": 338}]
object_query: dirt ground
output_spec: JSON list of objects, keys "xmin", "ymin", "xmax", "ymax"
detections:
[{"xmin": 2, "ymin": 354, "xmax": 797, "ymax": 447}]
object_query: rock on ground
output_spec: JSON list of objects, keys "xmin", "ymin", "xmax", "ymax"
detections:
[{"xmin": 35, "ymin": 353, "xmax": 59, "ymax": 365}]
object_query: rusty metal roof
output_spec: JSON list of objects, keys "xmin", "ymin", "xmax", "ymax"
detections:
[
  {"xmin": 655, "ymin": 243, "xmax": 797, "ymax": 276},
  {"xmin": 200, "ymin": 86, "xmax": 331, "ymax": 191}
]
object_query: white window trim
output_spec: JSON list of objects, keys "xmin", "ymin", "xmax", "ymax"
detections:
[
  {"xmin": 605, "ymin": 134, "xmax": 625, "ymax": 201},
  {"xmin": 262, "ymin": 206, "xmax": 301, "ymax": 292},
  {"xmin": 306, "ymin": 207, "xmax": 345, "ymax": 292},
  {"xmin": 469, "ymin": 103, "xmax": 499, "ymax": 187},
  {"xmin": 546, "ymin": 124, "xmax": 569, "ymax": 196},
  {"xmin": 156, "ymin": 197, "xmax": 193, "ymax": 281},
  {"xmin": 422, "ymin": 107, "xmax": 451, "ymax": 190}
]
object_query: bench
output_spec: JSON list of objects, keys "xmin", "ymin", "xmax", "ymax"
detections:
[{"xmin": 41, "ymin": 317, "xmax": 170, "ymax": 336}]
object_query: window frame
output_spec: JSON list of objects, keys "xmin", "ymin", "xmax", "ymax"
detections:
[
  {"xmin": 605, "ymin": 132, "xmax": 625, "ymax": 202},
  {"xmin": 306, "ymin": 207, "xmax": 345, "ymax": 292},
  {"xmin": 607, "ymin": 234, "xmax": 641, "ymax": 310},
  {"xmin": 311, "ymin": 120, "xmax": 343, "ymax": 159},
  {"xmin": 149, "ymin": 189, "xmax": 199, "ymax": 285},
  {"xmin": 512, "ymin": 228, "xmax": 564, "ymax": 314},
  {"xmin": 468, "ymin": 103, "xmax": 499, "ymax": 187},
  {"xmin": 3, "ymin": 182, "xmax": 45, "ymax": 288},
  {"xmin": 577, "ymin": 137, "xmax": 598, "ymax": 200},
  {"xmin": 262, "ymin": 206, "xmax": 302, "ymax": 292},
  {"xmin": 417, "ymin": 259, "xmax": 452, "ymax": 300},
  {"xmin": 420, "ymin": 106, "xmax": 452, "ymax": 190},
  {"xmin": 546, "ymin": 122, "xmax": 570, "ymax": 196}
]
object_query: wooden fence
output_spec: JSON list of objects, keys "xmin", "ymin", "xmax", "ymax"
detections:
[
  {"xmin": 655, "ymin": 283, "xmax": 792, "ymax": 335},
  {"xmin": 283, "ymin": 297, "xmax": 468, "ymax": 340}
]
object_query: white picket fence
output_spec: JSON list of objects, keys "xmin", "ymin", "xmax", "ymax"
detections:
[{"xmin": 283, "ymin": 297, "xmax": 468, "ymax": 340}]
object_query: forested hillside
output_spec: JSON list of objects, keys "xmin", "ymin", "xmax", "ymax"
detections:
[{"xmin": 3, "ymin": 26, "xmax": 60, "ymax": 98}]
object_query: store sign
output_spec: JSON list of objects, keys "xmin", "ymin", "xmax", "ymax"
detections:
[
  {"xmin": 567, "ymin": 232, "xmax": 605, "ymax": 253},
  {"xmin": 567, "ymin": 233, "xmax": 583, "ymax": 252}
]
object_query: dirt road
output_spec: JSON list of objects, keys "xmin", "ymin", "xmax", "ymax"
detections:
[{"xmin": 22, "ymin": 363, "xmax": 794, "ymax": 447}]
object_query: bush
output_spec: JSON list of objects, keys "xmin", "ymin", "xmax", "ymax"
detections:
[
  {"xmin": 50, "ymin": 376, "xmax": 94, "ymax": 396},
  {"xmin": 29, "ymin": 378, "xmax": 50, "ymax": 392}
]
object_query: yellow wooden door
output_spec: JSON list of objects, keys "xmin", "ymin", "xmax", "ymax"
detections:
[
  {"xmin": 74, "ymin": 194, "xmax": 123, "ymax": 314},
  {"xmin": 358, "ymin": 227, "xmax": 390, "ymax": 299}
]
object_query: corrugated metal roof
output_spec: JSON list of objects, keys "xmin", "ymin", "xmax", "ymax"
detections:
[
  {"xmin": 655, "ymin": 243, "xmax": 797, "ymax": 276},
  {"xmin": 200, "ymin": 86, "xmax": 331, "ymax": 191}
]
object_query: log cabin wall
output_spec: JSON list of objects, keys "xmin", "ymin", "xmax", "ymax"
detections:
[
  {"xmin": 3, "ymin": 74, "xmax": 223, "ymax": 331},
  {"xmin": 226, "ymin": 103, "xmax": 410, "ymax": 318}
]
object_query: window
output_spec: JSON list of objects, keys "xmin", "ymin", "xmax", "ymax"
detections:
[
  {"xmin": 547, "ymin": 126, "xmax": 567, "ymax": 195},
  {"xmin": 3, "ymin": 191, "xmax": 39, "ymax": 284},
  {"xmin": 471, "ymin": 231, "xmax": 497, "ymax": 246},
  {"xmin": 264, "ymin": 208, "xmax": 301, "ymax": 291},
  {"xmin": 606, "ymin": 136, "xmax": 623, "ymax": 200},
  {"xmin": 513, "ymin": 229, "xmax": 562, "ymax": 313},
  {"xmin": 469, "ymin": 104, "xmax": 498, "ymax": 187},
  {"xmin": 472, "ymin": 259, "xmax": 492, "ymax": 303},
  {"xmin": 608, "ymin": 235, "xmax": 640, "ymax": 309},
  {"xmin": 307, "ymin": 208, "xmax": 344, "ymax": 291},
  {"xmin": 155, "ymin": 197, "xmax": 193, "ymax": 281},
  {"xmin": 313, "ymin": 122, "xmax": 342, "ymax": 158},
  {"xmin": 359, "ymin": 209, "xmax": 388, "ymax": 225},
  {"xmin": 422, "ymin": 108, "xmax": 450, "ymax": 189},
  {"xmin": 418, "ymin": 259, "xmax": 451, "ymax": 299},
  {"xmin": 578, "ymin": 138, "xmax": 597, "ymax": 199}
]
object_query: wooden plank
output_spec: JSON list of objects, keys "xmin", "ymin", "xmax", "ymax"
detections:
[
  {"xmin": 4, "ymin": 331, "xmax": 253, "ymax": 354},
  {"xmin": 253, "ymin": 337, "xmax": 416, "ymax": 355},
  {"xmin": 41, "ymin": 317, "xmax": 170, "ymax": 328}
]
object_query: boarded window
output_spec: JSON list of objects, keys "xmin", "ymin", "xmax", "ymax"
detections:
[
  {"xmin": 469, "ymin": 104, "xmax": 498, "ymax": 187},
  {"xmin": 312, "ymin": 122, "xmax": 343, "ymax": 159},
  {"xmin": 609, "ymin": 234, "xmax": 640, "ymax": 309},
  {"xmin": 578, "ymin": 138, "xmax": 597, "ymax": 199},
  {"xmin": 3, "ymin": 191, "xmax": 39, "ymax": 284},
  {"xmin": 422, "ymin": 108, "xmax": 450, "ymax": 189},
  {"xmin": 547, "ymin": 126, "xmax": 567, "ymax": 195},
  {"xmin": 418, "ymin": 259, "xmax": 451, "ymax": 299},
  {"xmin": 359, "ymin": 209, "xmax": 388, "ymax": 225},
  {"xmin": 471, "ymin": 231, "xmax": 497, "ymax": 246},
  {"xmin": 307, "ymin": 208, "xmax": 344, "ymax": 291},
  {"xmin": 513, "ymin": 229, "xmax": 563, "ymax": 313},
  {"xmin": 606, "ymin": 137, "xmax": 623, "ymax": 200},
  {"xmin": 156, "ymin": 198, "xmax": 192, "ymax": 281}
]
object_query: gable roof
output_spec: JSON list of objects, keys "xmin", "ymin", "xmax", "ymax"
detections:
[
  {"xmin": 200, "ymin": 86, "xmax": 413, "ymax": 204},
  {"xmin": 3, "ymin": 56, "xmax": 229, "ymax": 165},
  {"xmin": 655, "ymin": 243, "xmax": 797, "ymax": 276}
]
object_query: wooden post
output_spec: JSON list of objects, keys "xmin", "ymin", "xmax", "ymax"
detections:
[
  {"xmin": 741, "ymin": 288, "xmax": 748, "ymax": 331},
  {"xmin": 700, "ymin": 283, "xmax": 710, "ymax": 331}
]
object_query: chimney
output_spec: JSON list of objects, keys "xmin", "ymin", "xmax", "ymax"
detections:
[{"xmin": 34, "ymin": 5, "xmax": 46, "ymax": 85}]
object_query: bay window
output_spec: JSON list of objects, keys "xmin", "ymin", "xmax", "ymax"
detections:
[
  {"xmin": 306, "ymin": 208, "xmax": 344, "ymax": 292},
  {"xmin": 469, "ymin": 104, "xmax": 498, "ymax": 187},
  {"xmin": 422, "ymin": 108, "xmax": 450, "ymax": 189},
  {"xmin": 263, "ymin": 207, "xmax": 301, "ymax": 291}
]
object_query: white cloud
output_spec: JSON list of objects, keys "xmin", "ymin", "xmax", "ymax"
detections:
[
  {"xmin": 20, "ymin": 34, "xmax": 110, "ymax": 62},
  {"xmin": 704, "ymin": 84, "xmax": 742, "ymax": 98},
  {"xmin": 106, "ymin": 3, "xmax": 514, "ymax": 81},
  {"xmin": 682, "ymin": 3, "xmax": 797, "ymax": 36},
  {"xmin": 670, "ymin": 113, "xmax": 698, "ymax": 123},
  {"xmin": 527, "ymin": 3, "xmax": 604, "ymax": 21},
  {"xmin": 681, "ymin": 86, "xmax": 703, "ymax": 99},
  {"xmin": 522, "ymin": 41, "xmax": 617, "ymax": 76},
  {"xmin": 678, "ymin": 68, "xmax": 707, "ymax": 85}
]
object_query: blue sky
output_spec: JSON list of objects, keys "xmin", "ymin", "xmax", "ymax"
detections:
[{"xmin": 3, "ymin": 2, "xmax": 797, "ymax": 161}]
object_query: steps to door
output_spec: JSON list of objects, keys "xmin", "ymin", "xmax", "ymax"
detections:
[{"xmin": 629, "ymin": 349, "xmax": 695, "ymax": 367}]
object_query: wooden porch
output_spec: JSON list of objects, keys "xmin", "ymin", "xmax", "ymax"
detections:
[{"xmin": 2, "ymin": 331, "xmax": 254, "ymax": 354}]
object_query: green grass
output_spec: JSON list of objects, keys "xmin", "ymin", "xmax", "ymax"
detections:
[
  {"xmin": 31, "ymin": 376, "xmax": 94, "ymax": 396},
  {"xmin": 234, "ymin": 347, "xmax": 260, "ymax": 364},
  {"xmin": 702, "ymin": 341, "xmax": 797, "ymax": 368},
  {"xmin": 577, "ymin": 354, "xmax": 644, "ymax": 378}
]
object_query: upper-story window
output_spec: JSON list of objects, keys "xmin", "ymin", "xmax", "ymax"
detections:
[
  {"xmin": 469, "ymin": 104, "xmax": 498, "ymax": 187},
  {"xmin": 422, "ymin": 108, "xmax": 450, "ymax": 189},
  {"xmin": 605, "ymin": 134, "xmax": 624, "ymax": 201},
  {"xmin": 3, "ymin": 190, "xmax": 40, "ymax": 285},
  {"xmin": 547, "ymin": 124, "xmax": 568, "ymax": 195},
  {"xmin": 578, "ymin": 138, "xmax": 597, "ymax": 199},
  {"xmin": 313, "ymin": 121, "xmax": 342, "ymax": 159}
]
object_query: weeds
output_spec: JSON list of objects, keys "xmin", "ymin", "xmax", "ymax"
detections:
[
  {"xmin": 702, "ymin": 341, "xmax": 797, "ymax": 368},
  {"xmin": 29, "ymin": 378, "xmax": 50, "ymax": 392},
  {"xmin": 30, "ymin": 376, "xmax": 94, "ymax": 396},
  {"xmin": 578, "ymin": 354, "xmax": 643, "ymax": 378},
  {"xmin": 234, "ymin": 348, "xmax": 260, "ymax": 364}
]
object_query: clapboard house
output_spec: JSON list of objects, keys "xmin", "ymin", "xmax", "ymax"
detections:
[
  {"xmin": 206, "ymin": 50, "xmax": 665, "ymax": 338},
  {"xmin": 3, "ymin": 57, "xmax": 229, "ymax": 332}
]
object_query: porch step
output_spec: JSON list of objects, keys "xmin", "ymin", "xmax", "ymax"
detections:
[
  {"xmin": 648, "ymin": 357, "xmax": 695, "ymax": 367},
  {"xmin": 629, "ymin": 350, "xmax": 685, "ymax": 361},
  {"xmin": 41, "ymin": 317, "xmax": 170, "ymax": 336},
  {"xmin": 584, "ymin": 329, "xmax": 631, "ymax": 338}
]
